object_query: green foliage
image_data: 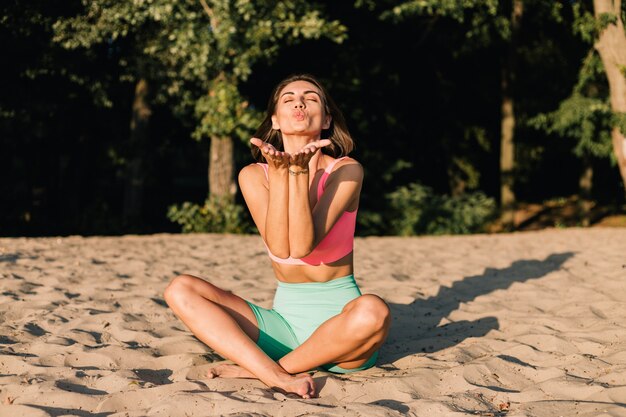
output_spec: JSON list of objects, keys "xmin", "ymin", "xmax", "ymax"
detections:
[
  {"xmin": 377, "ymin": 0, "xmax": 508, "ymax": 49},
  {"xmin": 529, "ymin": 0, "xmax": 626, "ymax": 166},
  {"xmin": 571, "ymin": 3, "xmax": 623, "ymax": 44},
  {"xmin": 192, "ymin": 76, "xmax": 261, "ymax": 141},
  {"xmin": 616, "ymin": 112, "xmax": 626, "ymax": 139},
  {"xmin": 167, "ymin": 195, "xmax": 253, "ymax": 234},
  {"xmin": 380, "ymin": 0, "xmax": 498, "ymax": 24},
  {"xmin": 572, "ymin": 2, "xmax": 598, "ymax": 43},
  {"xmin": 7, "ymin": 0, "xmax": 626, "ymax": 236},
  {"xmin": 529, "ymin": 50, "xmax": 614, "ymax": 160},
  {"xmin": 52, "ymin": 0, "xmax": 348, "ymax": 140},
  {"xmin": 386, "ymin": 182, "xmax": 497, "ymax": 236},
  {"xmin": 597, "ymin": 12, "xmax": 619, "ymax": 29},
  {"xmin": 386, "ymin": 182, "xmax": 431, "ymax": 236},
  {"xmin": 51, "ymin": 0, "xmax": 350, "ymax": 231},
  {"xmin": 355, "ymin": 210, "xmax": 386, "ymax": 236},
  {"xmin": 450, "ymin": 156, "xmax": 481, "ymax": 190},
  {"xmin": 573, "ymin": 50, "xmax": 609, "ymax": 96},
  {"xmin": 529, "ymin": 93, "xmax": 613, "ymax": 158}
]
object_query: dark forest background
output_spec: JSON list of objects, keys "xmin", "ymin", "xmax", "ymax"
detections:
[{"xmin": 2, "ymin": 0, "xmax": 625, "ymax": 237}]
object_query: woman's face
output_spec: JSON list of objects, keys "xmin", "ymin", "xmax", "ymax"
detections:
[{"xmin": 271, "ymin": 80, "xmax": 331, "ymax": 138}]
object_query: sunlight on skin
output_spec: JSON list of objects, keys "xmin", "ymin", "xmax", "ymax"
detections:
[
  {"xmin": 249, "ymin": 137, "xmax": 332, "ymax": 170},
  {"xmin": 208, "ymin": 364, "xmax": 316, "ymax": 399}
]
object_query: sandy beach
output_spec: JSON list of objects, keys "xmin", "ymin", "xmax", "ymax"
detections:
[{"xmin": 1, "ymin": 227, "xmax": 625, "ymax": 416}]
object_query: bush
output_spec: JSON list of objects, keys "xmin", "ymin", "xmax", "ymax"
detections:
[
  {"xmin": 386, "ymin": 182, "xmax": 497, "ymax": 236},
  {"xmin": 167, "ymin": 195, "xmax": 254, "ymax": 234}
]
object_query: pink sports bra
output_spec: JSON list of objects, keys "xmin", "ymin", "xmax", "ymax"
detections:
[{"xmin": 257, "ymin": 156, "xmax": 357, "ymax": 266}]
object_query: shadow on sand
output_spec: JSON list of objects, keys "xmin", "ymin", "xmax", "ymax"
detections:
[{"xmin": 379, "ymin": 252, "xmax": 575, "ymax": 366}]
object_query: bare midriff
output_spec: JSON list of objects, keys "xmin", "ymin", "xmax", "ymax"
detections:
[{"xmin": 271, "ymin": 251, "xmax": 354, "ymax": 283}]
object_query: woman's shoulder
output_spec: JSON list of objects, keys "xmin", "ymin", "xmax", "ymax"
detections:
[
  {"xmin": 240, "ymin": 161, "xmax": 266, "ymax": 173},
  {"xmin": 238, "ymin": 162, "xmax": 267, "ymax": 183},
  {"xmin": 326, "ymin": 155, "xmax": 363, "ymax": 183},
  {"xmin": 329, "ymin": 155, "xmax": 362, "ymax": 171}
]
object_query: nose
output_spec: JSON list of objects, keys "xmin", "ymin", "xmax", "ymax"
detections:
[{"xmin": 294, "ymin": 98, "xmax": 305, "ymax": 108}]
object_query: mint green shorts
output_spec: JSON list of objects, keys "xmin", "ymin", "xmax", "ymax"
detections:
[{"xmin": 246, "ymin": 274, "xmax": 378, "ymax": 374}]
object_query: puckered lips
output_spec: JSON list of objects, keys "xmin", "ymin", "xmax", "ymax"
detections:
[{"xmin": 292, "ymin": 109, "xmax": 306, "ymax": 121}]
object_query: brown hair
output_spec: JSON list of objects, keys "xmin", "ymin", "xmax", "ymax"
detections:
[{"xmin": 251, "ymin": 73, "xmax": 354, "ymax": 162}]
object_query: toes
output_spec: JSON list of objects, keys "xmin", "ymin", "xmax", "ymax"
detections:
[{"xmin": 207, "ymin": 367, "xmax": 221, "ymax": 379}]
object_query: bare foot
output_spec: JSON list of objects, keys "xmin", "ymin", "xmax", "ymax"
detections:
[
  {"xmin": 207, "ymin": 364, "xmax": 256, "ymax": 379},
  {"xmin": 272, "ymin": 372, "xmax": 316, "ymax": 399},
  {"xmin": 207, "ymin": 364, "xmax": 316, "ymax": 399}
]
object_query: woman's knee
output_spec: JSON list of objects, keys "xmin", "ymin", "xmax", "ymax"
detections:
[
  {"xmin": 164, "ymin": 274, "xmax": 212, "ymax": 305},
  {"xmin": 347, "ymin": 295, "xmax": 391, "ymax": 338},
  {"xmin": 164, "ymin": 274, "xmax": 192, "ymax": 304},
  {"xmin": 164, "ymin": 274, "xmax": 225, "ymax": 305}
]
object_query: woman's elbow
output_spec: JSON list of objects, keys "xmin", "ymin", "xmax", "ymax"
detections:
[
  {"xmin": 289, "ymin": 243, "xmax": 314, "ymax": 259},
  {"xmin": 267, "ymin": 243, "xmax": 290, "ymax": 259}
]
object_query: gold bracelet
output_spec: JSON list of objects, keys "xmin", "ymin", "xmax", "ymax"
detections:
[{"xmin": 288, "ymin": 168, "xmax": 309, "ymax": 176}]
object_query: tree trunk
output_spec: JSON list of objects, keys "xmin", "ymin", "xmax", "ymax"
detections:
[
  {"xmin": 500, "ymin": 93, "xmax": 515, "ymax": 227},
  {"xmin": 209, "ymin": 135, "xmax": 236, "ymax": 200},
  {"xmin": 499, "ymin": 0, "xmax": 523, "ymax": 229},
  {"xmin": 593, "ymin": 0, "xmax": 626, "ymax": 193},
  {"xmin": 578, "ymin": 157, "xmax": 594, "ymax": 226},
  {"xmin": 123, "ymin": 78, "xmax": 151, "ymax": 228}
]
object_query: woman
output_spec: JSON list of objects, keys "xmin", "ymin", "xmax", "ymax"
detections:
[{"xmin": 164, "ymin": 74, "xmax": 391, "ymax": 399}]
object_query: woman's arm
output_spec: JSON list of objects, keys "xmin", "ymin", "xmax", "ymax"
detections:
[
  {"xmin": 239, "ymin": 146, "xmax": 291, "ymax": 258},
  {"xmin": 289, "ymin": 159, "xmax": 363, "ymax": 258},
  {"xmin": 265, "ymin": 165, "xmax": 290, "ymax": 258},
  {"xmin": 238, "ymin": 164, "xmax": 290, "ymax": 258},
  {"xmin": 287, "ymin": 167, "xmax": 315, "ymax": 259},
  {"xmin": 244, "ymin": 139, "xmax": 361, "ymax": 259}
]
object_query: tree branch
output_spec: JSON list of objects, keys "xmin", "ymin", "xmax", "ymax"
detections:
[{"xmin": 199, "ymin": 0, "xmax": 217, "ymax": 28}]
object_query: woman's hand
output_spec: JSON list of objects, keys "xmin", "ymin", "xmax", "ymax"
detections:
[
  {"xmin": 250, "ymin": 138, "xmax": 290, "ymax": 170},
  {"xmin": 289, "ymin": 139, "xmax": 332, "ymax": 170}
]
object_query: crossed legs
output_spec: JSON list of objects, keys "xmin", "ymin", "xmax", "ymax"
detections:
[{"xmin": 163, "ymin": 274, "xmax": 390, "ymax": 398}]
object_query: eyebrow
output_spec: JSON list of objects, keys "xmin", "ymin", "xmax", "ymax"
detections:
[{"xmin": 280, "ymin": 90, "xmax": 321, "ymax": 98}]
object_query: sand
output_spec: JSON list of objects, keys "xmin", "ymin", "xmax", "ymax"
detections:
[{"xmin": 0, "ymin": 227, "xmax": 625, "ymax": 417}]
